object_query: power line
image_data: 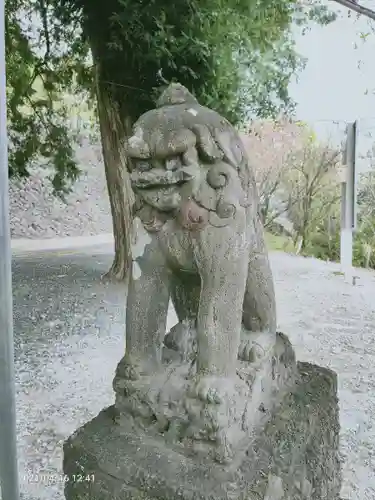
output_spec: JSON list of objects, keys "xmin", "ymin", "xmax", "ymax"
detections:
[{"xmin": 331, "ymin": 0, "xmax": 375, "ymax": 21}]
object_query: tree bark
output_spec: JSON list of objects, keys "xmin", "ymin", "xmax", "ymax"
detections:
[{"xmin": 94, "ymin": 64, "xmax": 134, "ymax": 281}]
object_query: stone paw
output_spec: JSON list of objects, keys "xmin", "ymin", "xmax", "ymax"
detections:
[
  {"xmin": 189, "ymin": 375, "xmax": 234, "ymax": 405},
  {"xmin": 238, "ymin": 339, "xmax": 265, "ymax": 362},
  {"xmin": 164, "ymin": 319, "xmax": 197, "ymax": 359},
  {"xmin": 113, "ymin": 360, "xmax": 140, "ymax": 397},
  {"xmin": 116, "ymin": 359, "xmax": 140, "ymax": 381},
  {"xmin": 238, "ymin": 331, "xmax": 275, "ymax": 363}
]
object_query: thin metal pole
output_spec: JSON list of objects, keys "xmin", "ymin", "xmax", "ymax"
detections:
[
  {"xmin": 0, "ymin": 0, "xmax": 20, "ymax": 497},
  {"xmin": 340, "ymin": 122, "xmax": 356, "ymax": 284}
]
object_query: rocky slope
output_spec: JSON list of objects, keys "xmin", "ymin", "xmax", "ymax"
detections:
[{"xmin": 9, "ymin": 141, "xmax": 112, "ymax": 239}]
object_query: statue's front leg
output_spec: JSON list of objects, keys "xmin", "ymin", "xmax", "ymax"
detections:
[
  {"xmin": 113, "ymin": 239, "xmax": 171, "ymax": 424},
  {"xmin": 121, "ymin": 235, "xmax": 171, "ymax": 379},
  {"xmin": 190, "ymin": 220, "xmax": 248, "ymax": 402}
]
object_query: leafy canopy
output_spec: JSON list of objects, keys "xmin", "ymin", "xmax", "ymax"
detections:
[
  {"xmin": 6, "ymin": 0, "xmax": 91, "ymax": 195},
  {"xmin": 6, "ymin": 0, "xmax": 335, "ymax": 193}
]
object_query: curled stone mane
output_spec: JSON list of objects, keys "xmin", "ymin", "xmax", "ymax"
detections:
[{"xmin": 156, "ymin": 83, "xmax": 198, "ymax": 108}]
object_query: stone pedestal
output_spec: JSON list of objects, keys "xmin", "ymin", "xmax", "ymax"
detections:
[{"xmin": 63, "ymin": 339, "xmax": 341, "ymax": 500}]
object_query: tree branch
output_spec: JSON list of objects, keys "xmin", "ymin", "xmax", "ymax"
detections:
[
  {"xmin": 38, "ymin": 0, "xmax": 51, "ymax": 60},
  {"xmin": 331, "ymin": 0, "xmax": 375, "ymax": 21}
]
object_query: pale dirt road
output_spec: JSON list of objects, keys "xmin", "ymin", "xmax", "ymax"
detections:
[{"xmin": 5, "ymin": 248, "xmax": 375, "ymax": 500}]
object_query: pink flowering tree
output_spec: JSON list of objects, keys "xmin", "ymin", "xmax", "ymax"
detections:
[{"xmin": 241, "ymin": 121, "xmax": 341, "ymax": 251}]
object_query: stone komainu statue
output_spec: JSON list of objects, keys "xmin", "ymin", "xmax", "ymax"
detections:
[
  {"xmin": 63, "ymin": 84, "xmax": 342, "ymax": 500},
  {"xmin": 112, "ymin": 83, "xmax": 281, "ymax": 460},
  {"xmin": 125, "ymin": 83, "xmax": 276, "ymax": 375}
]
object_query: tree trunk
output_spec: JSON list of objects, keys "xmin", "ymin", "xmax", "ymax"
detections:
[{"xmin": 94, "ymin": 65, "xmax": 134, "ymax": 281}]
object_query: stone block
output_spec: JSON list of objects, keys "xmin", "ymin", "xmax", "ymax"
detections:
[{"xmin": 63, "ymin": 361, "xmax": 341, "ymax": 500}]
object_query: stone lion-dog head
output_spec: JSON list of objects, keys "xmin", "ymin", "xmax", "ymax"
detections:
[{"xmin": 127, "ymin": 83, "xmax": 257, "ymax": 233}]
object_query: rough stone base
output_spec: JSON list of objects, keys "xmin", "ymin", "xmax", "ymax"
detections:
[
  {"xmin": 63, "ymin": 362, "xmax": 341, "ymax": 500},
  {"xmin": 112, "ymin": 332, "xmax": 297, "ymax": 464}
]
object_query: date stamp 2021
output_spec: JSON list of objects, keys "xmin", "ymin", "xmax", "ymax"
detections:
[{"xmin": 23, "ymin": 469, "xmax": 95, "ymax": 485}]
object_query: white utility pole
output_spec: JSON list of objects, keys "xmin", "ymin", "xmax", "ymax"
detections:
[
  {"xmin": 339, "ymin": 121, "xmax": 357, "ymax": 284},
  {"xmin": 0, "ymin": 0, "xmax": 20, "ymax": 497}
]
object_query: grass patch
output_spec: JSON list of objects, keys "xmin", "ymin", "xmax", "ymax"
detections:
[
  {"xmin": 332, "ymin": 271, "xmax": 344, "ymax": 276},
  {"xmin": 264, "ymin": 232, "xmax": 295, "ymax": 253}
]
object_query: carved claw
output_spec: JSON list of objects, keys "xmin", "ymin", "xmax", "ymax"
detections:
[
  {"xmin": 112, "ymin": 360, "xmax": 140, "ymax": 398},
  {"xmin": 238, "ymin": 340, "xmax": 265, "ymax": 363},
  {"xmin": 115, "ymin": 359, "xmax": 140, "ymax": 381},
  {"xmin": 189, "ymin": 375, "xmax": 236, "ymax": 405},
  {"xmin": 191, "ymin": 379, "xmax": 222, "ymax": 404},
  {"xmin": 238, "ymin": 332, "xmax": 276, "ymax": 363}
]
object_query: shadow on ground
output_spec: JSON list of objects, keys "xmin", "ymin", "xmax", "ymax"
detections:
[{"xmin": 12, "ymin": 250, "xmax": 125, "ymax": 500}]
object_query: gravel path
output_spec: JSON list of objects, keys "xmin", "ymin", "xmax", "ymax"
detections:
[
  {"xmin": 6, "ymin": 249, "xmax": 375, "ymax": 500},
  {"xmin": 272, "ymin": 253, "xmax": 375, "ymax": 500}
]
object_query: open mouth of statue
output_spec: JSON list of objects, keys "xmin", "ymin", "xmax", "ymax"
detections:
[{"xmin": 130, "ymin": 168, "xmax": 194, "ymax": 190}]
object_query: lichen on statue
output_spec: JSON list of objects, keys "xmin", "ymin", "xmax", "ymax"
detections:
[{"xmin": 113, "ymin": 83, "xmax": 286, "ymax": 463}]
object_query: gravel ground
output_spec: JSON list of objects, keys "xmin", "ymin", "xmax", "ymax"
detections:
[
  {"xmin": 9, "ymin": 140, "xmax": 112, "ymax": 239},
  {"xmin": 5, "ymin": 248, "xmax": 375, "ymax": 500}
]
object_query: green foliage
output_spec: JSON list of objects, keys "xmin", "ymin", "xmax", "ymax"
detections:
[
  {"xmin": 352, "ymin": 224, "xmax": 375, "ymax": 269},
  {"xmin": 57, "ymin": 0, "xmax": 336, "ymax": 125},
  {"xmin": 302, "ymin": 215, "xmax": 375, "ymax": 270},
  {"xmin": 265, "ymin": 231, "xmax": 295, "ymax": 253},
  {"xmin": 303, "ymin": 218, "xmax": 341, "ymax": 262},
  {"xmin": 6, "ymin": 0, "xmax": 336, "ymax": 193},
  {"xmin": 296, "ymin": 167, "xmax": 375, "ymax": 270},
  {"xmin": 353, "ymin": 169, "xmax": 375, "ymax": 268},
  {"xmin": 5, "ymin": 0, "xmax": 92, "ymax": 195}
]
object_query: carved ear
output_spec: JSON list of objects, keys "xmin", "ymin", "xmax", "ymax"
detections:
[{"xmin": 192, "ymin": 124, "xmax": 223, "ymax": 163}]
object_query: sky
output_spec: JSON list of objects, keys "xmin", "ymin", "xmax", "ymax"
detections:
[{"xmin": 289, "ymin": 1, "xmax": 375, "ymax": 171}]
